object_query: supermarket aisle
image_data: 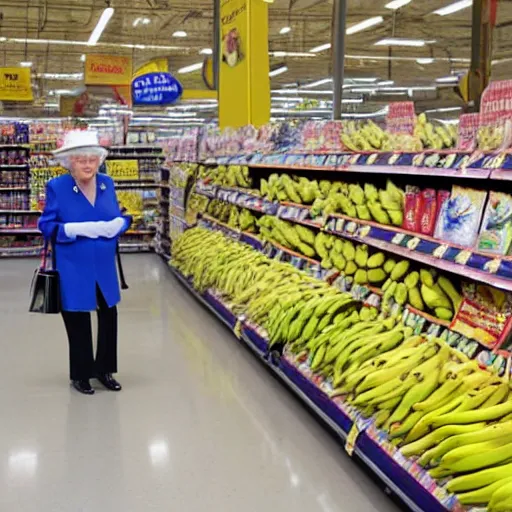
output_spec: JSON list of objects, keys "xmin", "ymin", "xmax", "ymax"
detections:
[{"xmin": 0, "ymin": 255, "xmax": 403, "ymax": 512}]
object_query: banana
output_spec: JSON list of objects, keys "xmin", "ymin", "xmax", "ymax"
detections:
[
  {"xmin": 441, "ymin": 433, "xmax": 512, "ymax": 466},
  {"xmin": 457, "ymin": 476, "xmax": 512, "ymax": 506},
  {"xmin": 446, "ymin": 462, "xmax": 512, "ymax": 493},
  {"xmin": 489, "ymin": 480, "xmax": 512, "ymax": 510},
  {"xmin": 388, "ymin": 410, "xmax": 424, "ymax": 439},
  {"xmin": 432, "ymin": 399, "xmax": 512, "ymax": 428}
]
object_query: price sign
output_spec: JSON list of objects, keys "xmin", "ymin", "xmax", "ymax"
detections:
[{"xmin": 106, "ymin": 160, "xmax": 139, "ymax": 181}]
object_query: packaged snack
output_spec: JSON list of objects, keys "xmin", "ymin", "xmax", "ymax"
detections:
[
  {"xmin": 403, "ymin": 185, "xmax": 421, "ymax": 232},
  {"xmin": 477, "ymin": 191, "xmax": 512, "ymax": 255},
  {"xmin": 434, "ymin": 186, "xmax": 487, "ymax": 247},
  {"xmin": 419, "ymin": 189, "xmax": 437, "ymax": 236}
]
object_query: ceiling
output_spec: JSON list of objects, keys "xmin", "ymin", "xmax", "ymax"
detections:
[{"xmin": 0, "ymin": 0, "xmax": 510, "ymax": 116}]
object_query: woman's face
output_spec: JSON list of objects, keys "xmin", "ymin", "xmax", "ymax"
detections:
[{"xmin": 69, "ymin": 154, "xmax": 101, "ymax": 183}]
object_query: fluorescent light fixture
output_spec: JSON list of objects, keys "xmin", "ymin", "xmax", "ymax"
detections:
[
  {"xmin": 436, "ymin": 75, "xmax": 459, "ymax": 83},
  {"xmin": 352, "ymin": 77, "xmax": 378, "ymax": 82},
  {"xmin": 434, "ymin": 0, "xmax": 472, "ymax": 16},
  {"xmin": 38, "ymin": 73, "xmax": 83, "ymax": 80},
  {"xmin": 417, "ymin": 57, "xmax": 434, "ymax": 64},
  {"xmin": 177, "ymin": 62, "xmax": 203, "ymax": 74},
  {"xmin": 20, "ymin": 61, "xmax": 33, "ymax": 67},
  {"xmin": 269, "ymin": 65, "xmax": 288, "ymax": 77},
  {"xmin": 88, "ymin": 7, "xmax": 114, "ymax": 45},
  {"xmin": 346, "ymin": 16, "xmax": 383, "ymax": 35},
  {"xmin": 200, "ymin": 48, "xmax": 213, "ymax": 55},
  {"xmin": 424, "ymin": 106, "xmax": 462, "ymax": 113},
  {"xmin": 143, "ymin": 18, "xmax": 151, "ymax": 25},
  {"xmin": 302, "ymin": 78, "xmax": 332, "ymax": 89},
  {"xmin": 173, "ymin": 31, "xmax": 187, "ymax": 38},
  {"xmin": 280, "ymin": 27, "xmax": 291, "ymax": 34},
  {"xmin": 377, "ymin": 80, "xmax": 394, "ymax": 86},
  {"xmin": 134, "ymin": 44, "xmax": 146, "ymax": 49},
  {"xmin": 81, "ymin": 54, "xmax": 86, "ymax": 62},
  {"xmin": 168, "ymin": 112, "xmax": 198, "ymax": 118},
  {"xmin": 375, "ymin": 38, "xmax": 425, "ymax": 47},
  {"xmin": 385, "ymin": 0, "xmax": 411, "ymax": 8},
  {"xmin": 50, "ymin": 89, "xmax": 75, "ymax": 95},
  {"xmin": 309, "ymin": 43, "xmax": 331, "ymax": 53},
  {"xmin": 271, "ymin": 51, "xmax": 315, "ymax": 57}
]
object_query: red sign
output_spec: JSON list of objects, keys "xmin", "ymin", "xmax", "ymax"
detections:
[{"xmin": 386, "ymin": 102, "xmax": 416, "ymax": 135}]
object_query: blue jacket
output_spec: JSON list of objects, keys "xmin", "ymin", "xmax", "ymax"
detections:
[{"xmin": 38, "ymin": 173, "xmax": 131, "ymax": 312}]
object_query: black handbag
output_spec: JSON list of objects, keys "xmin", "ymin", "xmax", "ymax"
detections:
[{"xmin": 29, "ymin": 230, "xmax": 61, "ymax": 314}]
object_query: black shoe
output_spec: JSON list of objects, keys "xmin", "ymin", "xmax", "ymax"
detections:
[
  {"xmin": 97, "ymin": 373, "xmax": 122, "ymax": 391},
  {"xmin": 72, "ymin": 380, "xmax": 95, "ymax": 395}
]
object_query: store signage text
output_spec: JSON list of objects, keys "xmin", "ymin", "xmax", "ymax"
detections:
[{"xmin": 132, "ymin": 72, "xmax": 183, "ymax": 105}]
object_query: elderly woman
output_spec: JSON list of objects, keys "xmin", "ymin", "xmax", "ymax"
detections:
[{"xmin": 38, "ymin": 130, "xmax": 131, "ymax": 395}]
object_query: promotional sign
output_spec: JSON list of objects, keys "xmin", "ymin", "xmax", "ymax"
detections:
[
  {"xmin": 106, "ymin": 160, "xmax": 139, "ymax": 181},
  {"xmin": 218, "ymin": 0, "xmax": 270, "ymax": 128},
  {"xmin": 0, "ymin": 67, "xmax": 33, "ymax": 102},
  {"xmin": 386, "ymin": 101, "xmax": 416, "ymax": 135},
  {"xmin": 132, "ymin": 72, "xmax": 182, "ymax": 106},
  {"xmin": 85, "ymin": 55, "xmax": 133, "ymax": 86}
]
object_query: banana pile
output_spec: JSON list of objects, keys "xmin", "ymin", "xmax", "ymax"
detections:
[
  {"xmin": 260, "ymin": 174, "xmax": 405, "ymax": 226},
  {"xmin": 205, "ymin": 200, "xmax": 258, "ymax": 232},
  {"xmin": 200, "ymin": 164, "xmax": 254, "ymax": 189},
  {"xmin": 478, "ymin": 125, "xmax": 505, "ymax": 151},
  {"xmin": 414, "ymin": 113, "xmax": 458, "ymax": 151},
  {"xmin": 382, "ymin": 265, "xmax": 462, "ymax": 321},
  {"xmin": 340, "ymin": 118, "xmax": 457, "ymax": 152}
]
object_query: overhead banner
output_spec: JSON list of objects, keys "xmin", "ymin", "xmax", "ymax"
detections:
[
  {"xmin": 0, "ymin": 67, "xmax": 33, "ymax": 102},
  {"xmin": 132, "ymin": 72, "xmax": 183, "ymax": 106},
  {"xmin": 85, "ymin": 55, "xmax": 133, "ymax": 86}
]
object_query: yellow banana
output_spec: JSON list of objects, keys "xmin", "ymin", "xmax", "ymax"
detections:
[
  {"xmin": 457, "ymin": 476, "xmax": 512, "ymax": 506},
  {"xmin": 432, "ymin": 399, "xmax": 512, "ymax": 428},
  {"xmin": 446, "ymin": 461, "xmax": 512, "ymax": 493}
]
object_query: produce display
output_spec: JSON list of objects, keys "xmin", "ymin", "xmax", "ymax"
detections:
[
  {"xmin": 206, "ymin": 199, "xmax": 258, "ymax": 232},
  {"xmin": 171, "ymin": 225, "xmax": 512, "ymax": 511}
]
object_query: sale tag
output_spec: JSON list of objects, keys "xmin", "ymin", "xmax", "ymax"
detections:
[{"xmin": 106, "ymin": 159, "xmax": 139, "ymax": 181}]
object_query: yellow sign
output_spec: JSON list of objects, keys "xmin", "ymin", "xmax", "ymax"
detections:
[
  {"xmin": 106, "ymin": 160, "xmax": 139, "ymax": 181},
  {"xmin": 0, "ymin": 67, "xmax": 33, "ymax": 102},
  {"xmin": 218, "ymin": 0, "xmax": 270, "ymax": 128},
  {"xmin": 85, "ymin": 55, "xmax": 133, "ymax": 86},
  {"xmin": 133, "ymin": 58, "xmax": 169, "ymax": 80}
]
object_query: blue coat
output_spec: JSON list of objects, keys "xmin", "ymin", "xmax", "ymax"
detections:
[{"xmin": 38, "ymin": 173, "xmax": 131, "ymax": 312}]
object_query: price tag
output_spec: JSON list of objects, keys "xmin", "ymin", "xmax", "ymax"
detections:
[
  {"xmin": 233, "ymin": 319, "xmax": 243, "ymax": 339},
  {"xmin": 484, "ymin": 258, "xmax": 501, "ymax": 274},
  {"xmin": 455, "ymin": 250, "xmax": 472, "ymax": 265},
  {"xmin": 335, "ymin": 218, "xmax": 345, "ymax": 232},
  {"xmin": 391, "ymin": 233, "xmax": 405, "ymax": 245},
  {"xmin": 358, "ymin": 225, "xmax": 371, "ymax": 238},
  {"xmin": 406, "ymin": 237, "xmax": 421, "ymax": 250},
  {"xmin": 345, "ymin": 221, "xmax": 358, "ymax": 234},
  {"xmin": 433, "ymin": 244, "xmax": 449, "ymax": 259},
  {"xmin": 106, "ymin": 159, "xmax": 139, "ymax": 181},
  {"xmin": 345, "ymin": 418, "xmax": 372, "ymax": 456}
]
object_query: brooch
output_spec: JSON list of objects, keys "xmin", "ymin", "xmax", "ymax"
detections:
[
  {"xmin": 100, "ymin": 183, "xmax": 107, "ymax": 191},
  {"xmin": 73, "ymin": 186, "xmax": 78, "ymax": 193}
]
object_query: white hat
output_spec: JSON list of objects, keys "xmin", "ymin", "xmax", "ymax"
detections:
[{"xmin": 53, "ymin": 130, "xmax": 108, "ymax": 160}]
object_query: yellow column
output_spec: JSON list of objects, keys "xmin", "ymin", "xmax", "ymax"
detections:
[{"xmin": 218, "ymin": 0, "xmax": 270, "ymax": 129}]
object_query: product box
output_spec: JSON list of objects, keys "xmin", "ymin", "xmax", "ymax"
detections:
[
  {"xmin": 477, "ymin": 191, "xmax": 512, "ymax": 255},
  {"xmin": 434, "ymin": 186, "xmax": 487, "ymax": 247}
]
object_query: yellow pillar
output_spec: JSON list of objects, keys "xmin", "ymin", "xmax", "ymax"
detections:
[{"xmin": 218, "ymin": 0, "xmax": 270, "ymax": 129}]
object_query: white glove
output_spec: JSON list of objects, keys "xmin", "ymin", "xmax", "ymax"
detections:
[
  {"xmin": 103, "ymin": 217, "xmax": 126, "ymax": 238},
  {"xmin": 64, "ymin": 221, "xmax": 108, "ymax": 239}
]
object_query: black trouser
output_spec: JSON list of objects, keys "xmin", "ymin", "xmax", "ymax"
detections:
[{"xmin": 61, "ymin": 285, "xmax": 118, "ymax": 380}]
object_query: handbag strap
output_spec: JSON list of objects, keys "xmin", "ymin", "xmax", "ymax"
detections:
[
  {"xmin": 41, "ymin": 227, "xmax": 58, "ymax": 271},
  {"xmin": 116, "ymin": 241, "xmax": 129, "ymax": 290}
]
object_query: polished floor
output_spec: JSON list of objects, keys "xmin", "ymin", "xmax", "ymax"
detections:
[{"xmin": 1, "ymin": 255, "xmax": 403, "ymax": 512}]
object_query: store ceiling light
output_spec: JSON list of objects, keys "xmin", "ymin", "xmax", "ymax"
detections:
[
  {"xmin": 377, "ymin": 80, "xmax": 394, "ymax": 86},
  {"xmin": 433, "ymin": 0, "xmax": 472, "ymax": 16},
  {"xmin": 436, "ymin": 75, "xmax": 459, "ymax": 83},
  {"xmin": 133, "ymin": 17, "xmax": 151, "ymax": 27},
  {"xmin": 417, "ymin": 57, "xmax": 434, "ymax": 64},
  {"xmin": 352, "ymin": 77, "xmax": 378, "ymax": 82},
  {"xmin": 346, "ymin": 16, "xmax": 383, "ymax": 35},
  {"xmin": 301, "ymin": 78, "xmax": 332, "ymax": 88},
  {"xmin": 38, "ymin": 73, "xmax": 83, "ymax": 80},
  {"xmin": 167, "ymin": 112, "xmax": 198, "ymax": 118},
  {"xmin": 309, "ymin": 43, "xmax": 331, "ymax": 53},
  {"xmin": 80, "ymin": 54, "xmax": 86, "ymax": 62},
  {"xmin": 271, "ymin": 51, "xmax": 315, "ymax": 57},
  {"xmin": 385, "ymin": 0, "xmax": 411, "ymax": 9},
  {"xmin": 424, "ymin": 106, "xmax": 462, "ymax": 113},
  {"xmin": 20, "ymin": 61, "xmax": 33, "ymax": 67},
  {"xmin": 269, "ymin": 65, "xmax": 288, "ymax": 77},
  {"xmin": 177, "ymin": 62, "xmax": 203, "ymax": 74},
  {"xmin": 200, "ymin": 48, "xmax": 213, "ymax": 55},
  {"xmin": 279, "ymin": 27, "xmax": 291, "ymax": 34},
  {"xmin": 173, "ymin": 31, "xmax": 187, "ymax": 38},
  {"xmin": 375, "ymin": 38, "xmax": 426, "ymax": 47},
  {"xmin": 88, "ymin": 7, "xmax": 114, "ymax": 46}
]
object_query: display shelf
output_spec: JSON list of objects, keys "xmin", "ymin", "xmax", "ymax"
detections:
[
  {"xmin": 167, "ymin": 263, "xmax": 455, "ymax": 512},
  {"xmin": 0, "ymin": 246, "xmax": 42, "ymax": 257},
  {"xmin": 115, "ymin": 183, "xmax": 160, "ymax": 190},
  {"xmin": 119, "ymin": 243, "xmax": 152, "ymax": 253},
  {"xmin": 0, "ymin": 228, "xmax": 41, "ymax": 235},
  {"xmin": 0, "ymin": 164, "xmax": 30, "ymax": 169},
  {"xmin": 490, "ymin": 169, "xmax": 512, "ymax": 181},
  {"xmin": 0, "ymin": 209, "xmax": 40, "ymax": 215},
  {"xmin": 0, "ymin": 186, "xmax": 29, "ymax": 192},
  {"xmin": 107, "ymin": 154, "xmax": 163, "ymax": 159}
]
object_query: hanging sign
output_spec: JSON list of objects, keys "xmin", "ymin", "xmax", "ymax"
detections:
[
  {"xmin": 386, "ymin": 101, "xmax": 416, "ymax": 135},
  {"xmin": 132, "ymin": 72, "xmax": 183, "ymax": 105},
  {"xmin": 0, "ymin": 67, "xmax": 33, "ymax": 102},
  {"xmin": 106, "ymin": 160, "xmax": 139, "ymax": 181},
  {"xmin": 85, "ymin": 55, "xmax": 133, "ymax": 86}
]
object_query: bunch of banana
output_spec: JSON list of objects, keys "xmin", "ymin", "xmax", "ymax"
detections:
[
  {"xmin": 381, "ymin": 265, "xmax": 462, "ymax": 321},
  {"xmin": 414, "ymin": 113, "xmax": 457, "ymax": 150},
  {"xmin": 341, "ymin": 120, "xmax": 388, "ymax": 151},
  {"xmin": 258, "ymin": 215, "xmax": 317, "ymax": 258},
  {"xmin": 206, "ymin": 199, "xmax": 232, "ymax": 224},
  {"xmin": 200, "ymin": 164, "xmax": 254, "ymax": 189},
  {"xmin": 478, "ymin": 125, "xmax": 505, "ymax": 151}
]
